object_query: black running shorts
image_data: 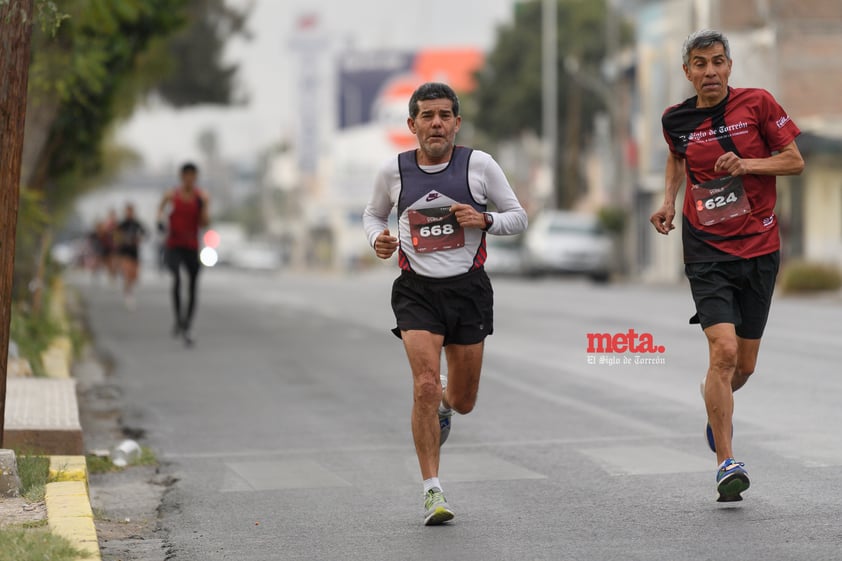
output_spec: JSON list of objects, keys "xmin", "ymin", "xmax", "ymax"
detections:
[
  {"xmin": 391, "ymin": 268, "xmax": 494, "ymax": 346},
  {"xmin": 117, "ymin": 246, "xmax": 140, "ymax": 261},
  {"xmin": 684, "ymin": 251, "xmax": 780, "ymax": 339}
]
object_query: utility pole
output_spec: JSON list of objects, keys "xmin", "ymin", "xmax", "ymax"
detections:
[
  {"xmin": 542, "ymin": 0, "xmax": 558, "ymax": 209},
  {"xmin": 0, "ymin": 0, "xmax": 35, "ymax": 447}
]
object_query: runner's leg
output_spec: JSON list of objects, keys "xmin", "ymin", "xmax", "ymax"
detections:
[
  {"xmin": 183, "ymin": 250, "xmax": 200, "ymax": 330},
  {"xmin": 166, "ymin": 249, "xmax": 183, "ymax": 331},
  {"xmin": 442, "ymin": 342, "xmax": 484, "ymax": 414},
  {"xmin": 121, "ymin": 256, "xmax": 132, "ymax": 295},
  {"xmin": 401, "ymin": 330, "xmax": 445, "ymax": 480},
  {"xmin": 703, "ymin": 322, "xmax": 738, "ymax": 464},
  {"xmin": 732, "ymin": 337, "xmax": 761, "ymax": 391}
]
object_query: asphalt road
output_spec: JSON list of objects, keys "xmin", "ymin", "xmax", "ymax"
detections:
[{"xmin": 75, "ymin": 265, "xmax": 842, "ymax": 561}]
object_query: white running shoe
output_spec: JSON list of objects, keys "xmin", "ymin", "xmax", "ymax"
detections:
[{"xmin": 423, "ymin": 487, "xmax": 454, "ymax": 525}]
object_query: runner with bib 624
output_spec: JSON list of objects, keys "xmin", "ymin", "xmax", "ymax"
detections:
[{"xmin": 650, "ymin": 30, "xmax": 804, "ymax": 502}]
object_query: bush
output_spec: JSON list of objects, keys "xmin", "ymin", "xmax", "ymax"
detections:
[
  {"xmin": 9, "ymin": 301, "xmax": 62, "ymax": 377},
  {"xmin": 14, "ymin": 455, "xmax": 50, "ymax": 502},
  {"xmin": 779, "ymin": 260, "xmax": 842, "ymax": 294},
  {"xmin": 597, "ymin": 205, "xmax": 627, "ymax": 235}
]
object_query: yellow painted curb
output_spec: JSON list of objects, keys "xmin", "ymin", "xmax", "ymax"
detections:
[
  {"xmin": 48, "ymin": 516, "xmax": 101, "ymax": 559},
  {"xmin": 46, "ymin": 458, "xmax": 101, "ymax": 561},
  {"xmin": 42, "ymin": 277, "xmax": 73, "ymax": 378},
  {"xmin": 42, "ymin": 335, "xmax": 72, "ymax": 379},
  {"xmin": 49, "ymin": 277, "xmax": 70, "ymax": 331},
  {"xmin": 50, "ymin": 455, "xmax": 88, "ymax": 483}
]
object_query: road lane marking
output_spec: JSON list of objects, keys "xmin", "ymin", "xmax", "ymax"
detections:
[
  {"xmin": 439, "ymin": 452, "xmax": 546, "ymax": 482},
  {"xmin": 756, "ymin": 435, "xmax": 842, "ymax": 468},
  {"xmin": 481, "ymin": 367, "xmax": 674, "ymax": 437},
  {"xmin": 578, "ymin": 445, "xmax": 711, "ymax": 476},
  {"xmin": 162, "ymin": 431, "xmax": 771, "ymax": 460},
  {"xmin": 221, "ymin": 459, "xmax": 351, "ymax": 492}
]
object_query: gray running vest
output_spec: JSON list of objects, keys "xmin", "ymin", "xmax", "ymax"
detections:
[{"xmin": 396, "ymin": 146, "xmax": 487, "ymax": 273}]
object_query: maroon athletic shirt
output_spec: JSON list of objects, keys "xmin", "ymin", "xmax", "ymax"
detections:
[
  {"xmin": 662, "ymin": 87, "xmax": 800, "ymax": 263},
  {"xmin": 166, "ymin": 189, "xmax": 203, "ymax": 250}
]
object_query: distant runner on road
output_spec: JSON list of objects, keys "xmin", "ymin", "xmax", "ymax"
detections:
[
  {"xmin": 157, "ymin": 162, "xmax": 210, "ymax": 347},
  {"xmin": 650, "ymin": 29, "xmax": 804, "ymax": 502},
  {"xmin": 363, "ymin": 82, "xmax": 528, "ymax": 525},
  {"xmin": 115, "ymin": 202, "xmax": 147, "ymax": 310}
]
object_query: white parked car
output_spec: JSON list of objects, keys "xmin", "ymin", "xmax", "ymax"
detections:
[
  {"xmin": 522, "ymin": 211, "xmax": 613, "ymax": 282},
  {"xmin": 484, "ymin": 233, "xmax": 525, "ymax": 276}
]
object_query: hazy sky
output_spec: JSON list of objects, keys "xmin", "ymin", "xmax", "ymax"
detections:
[{"xmin": 117, "ymin": 0, "xmax": 519, "ymax": 171}]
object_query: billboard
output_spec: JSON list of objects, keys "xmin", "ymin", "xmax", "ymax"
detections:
[{"xmin": 331, "ymin": 47, "xmax": 484, "ymax": 204}]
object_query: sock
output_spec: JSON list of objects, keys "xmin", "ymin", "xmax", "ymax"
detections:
[
  {"xmin": 438, "ymin": 401, "xmax": 452, "ymax": 414},
  {"xmin": 423, "ymin": 477, "xmax": 442, "ymax": 494},
  {"xmin": 718, "ymin": 458, "xmax": 733, "ymax": 470}
]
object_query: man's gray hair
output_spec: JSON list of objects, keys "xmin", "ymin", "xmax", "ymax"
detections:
[{"xmin": 682, "ymin": 29, "xmax": 731, "ymax": 66}]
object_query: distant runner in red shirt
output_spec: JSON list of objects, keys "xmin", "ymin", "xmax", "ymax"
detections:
[
  {"xmin": 650, "ymin": 30, "xmax": 804, "ymax": 502},
  {"xmin": 157, "ymin": 162, "xmax": 210, "ymax": 347}
]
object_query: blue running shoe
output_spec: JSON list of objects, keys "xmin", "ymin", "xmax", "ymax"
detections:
[
  {"xmin": 706, "ymin": 422, "xmax": 715, "ymax": 452},
  {"xmin": 439, "ymin": 374, "xmax": 452, "ymax": 446},
  {"xmin": 705, "ymin": 422, "xmax": 735, "ymax": 453},
  {"xmin": 701, "ymin": 378, "xmax": 734, "ymax": 453},
  {"xmin": 716, "ymin": 458, "xmax": 750, "ymax": 502},
  {"xmin": 439, "ymin": 407, "xmax": 453, "ymax": 446}
]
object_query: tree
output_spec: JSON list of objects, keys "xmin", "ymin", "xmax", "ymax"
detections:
[
  {"xmin": 14, "ymin": 0, "xmax": 250, "ymax": 303},
  {"xmin": 2, "ymin": 0, "xmax": 249, "ymax": 445},
  {"xmin": 155, "ymin": 0, "xmax": 251, "ymax": 107},
  {"xmin": 471, "ymin": 0, "xmax": 633, "ymax": 208},
  {"xmin": 0, "ymin": 0, "xmax": 35, "ymax": 447}
]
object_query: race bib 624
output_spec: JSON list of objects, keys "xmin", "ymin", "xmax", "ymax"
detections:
[{"xmin": 691, "ymin": 176, "xmax": 751, "ymax": 226}]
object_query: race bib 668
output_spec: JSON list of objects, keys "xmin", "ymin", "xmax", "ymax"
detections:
[{"xmin": 407, "ymin": 206, "xmax": 465, "ymax": 253}]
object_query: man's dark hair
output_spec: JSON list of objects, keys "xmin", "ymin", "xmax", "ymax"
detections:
[
  {"xmin": 682, "ymin": 29, "xmax": 731, "ymax": 66},
  {"xmin": 180, "ymin": 162, "xmax": 198, "ymax": 174},
  {"xmin": 408, "ymin": 82, "xmax": 460, "ymax": 119}
]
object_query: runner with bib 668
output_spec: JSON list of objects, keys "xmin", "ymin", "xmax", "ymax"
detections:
[{"xmin": 363, "ymin": 82, "xmax": 527, "ymax": 525}]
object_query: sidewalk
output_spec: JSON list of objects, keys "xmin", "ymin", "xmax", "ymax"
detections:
[{"xmin": 2, "ymin": 278, "xmax": 101, "ymax": 560}]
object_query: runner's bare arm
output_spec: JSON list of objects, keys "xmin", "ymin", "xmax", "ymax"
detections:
[
  {"xmin": 157, "ymin": 192, "xmax": 171, "ymax": 221},
  {"xmin": 198, "ymin": 191, "xmax": 210, "ymax": 228},
  {"xmin": 714, "ymin": 140, "xmax": 805, "ymax": 177},
  {"xmin": 651, "ymin": 151, "xmax": 685, "ymax": 235},
  {"xmin": 157, "ymin": 192, "xmax": 173, "ymax": 230}
]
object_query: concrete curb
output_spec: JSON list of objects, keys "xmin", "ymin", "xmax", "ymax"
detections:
[
  {"xmin": 46, "ymin": 456, "xmax": 101, "ymax": 561},
  {"xmin": 43, "ymin": 277, "xmax": 73, "ymax": 379},
  {"xmin": 42, "ymin": 281, "xmax": 101, "ymax": 560}
]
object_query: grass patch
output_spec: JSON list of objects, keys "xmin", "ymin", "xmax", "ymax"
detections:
[
  {"xmin": 86, "ymin": 446, "xmax": 157, "ymax": 474},
  {"xmin": 0, "ymin": 528, "xmax": 90, "ymax": 561},
  {"xmin": 15, "ymin": 455, "xmax": 50, "ymax": 502},
  {"xmin": 86, "ymin": 454, "xmax": 120, "ymax": 475},
  {"xmin": 780, "ymin": 260, "xmax": 842, "ymax": 293},
  {"xmin": 137, "ymin": 446, "xmax": 158, "ymax": 466},
  {"xmin": 91, "ymin": 506, "xmax": 109, "ymax": 522}
]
